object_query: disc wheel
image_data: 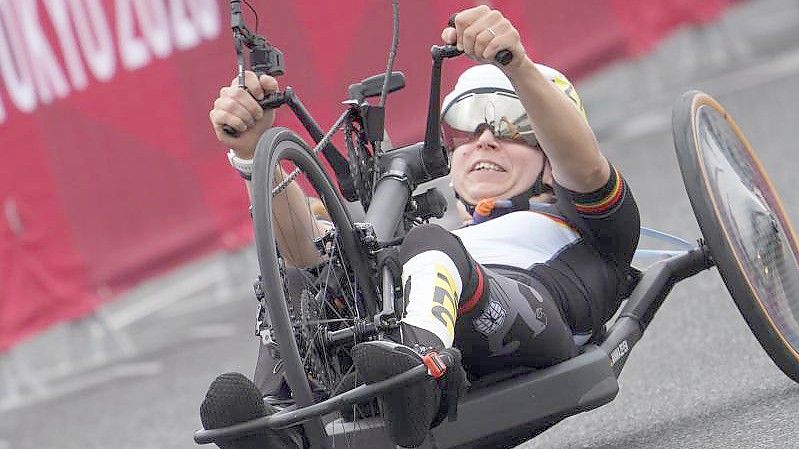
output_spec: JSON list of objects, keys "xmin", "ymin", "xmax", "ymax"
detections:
[
  {"xmin": 250, "ymin": 127, "xmax": 381, "ymax": 430},
  {"xmin": 673, "ymin": 91, "xmax": 799, "ymax": 382}
]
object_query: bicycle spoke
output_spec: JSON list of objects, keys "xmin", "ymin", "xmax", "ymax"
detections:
[
  {"xmin": 329, "ymin": 236, "xmax": 362, "ymax": 322},
  {"xmin": 305, "ymin": 318, "xmax": 352, "ymax": 325}
]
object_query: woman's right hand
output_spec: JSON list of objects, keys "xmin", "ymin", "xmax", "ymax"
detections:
[
  {"xmin": 442, "ymin": 5, "xmax": 527, "ymax": 71},
  {"xmin": 209, "ymin": 71, "xmax": 279, "ymax": 159}
]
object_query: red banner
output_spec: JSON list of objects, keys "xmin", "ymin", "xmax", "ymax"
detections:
[
  {"xmin": 609, "ymin": 0, "xmax": 732, "ymax": 55},
  {"xmin": 0, "ymin": 0, "xmax": 733, "ymax": 351}
]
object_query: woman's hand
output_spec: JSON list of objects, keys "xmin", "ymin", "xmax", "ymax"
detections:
[
  {"xmin": 209, "ymin": 71, "xmax": 279, "ymax": 159},
  {"xmin": 442, "ymin": 5, "xmax": 528, "ymax": 70}
]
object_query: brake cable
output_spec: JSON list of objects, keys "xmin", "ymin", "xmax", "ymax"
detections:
[{"xmin": 378, "ymin": 0, "xmax": 400, "ymax": 109}]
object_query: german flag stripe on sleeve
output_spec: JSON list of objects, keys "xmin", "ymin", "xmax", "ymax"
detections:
[{"xmin": 573, "ymin": 166, "xmax": 625, "ymax": 215}]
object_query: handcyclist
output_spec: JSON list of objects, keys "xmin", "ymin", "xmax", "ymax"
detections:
[{"xmin": 206, "ymin": 5, "xmax": 640, "ymax": 449}]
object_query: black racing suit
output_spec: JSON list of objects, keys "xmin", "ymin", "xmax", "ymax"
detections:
[{"xmin": 397, "ymin": 164, "xmax": 640, "ymax": 378}]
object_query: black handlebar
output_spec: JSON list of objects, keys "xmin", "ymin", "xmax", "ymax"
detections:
[
  {"xmin": 495, "ymin": 49, "xmax": 513, "ymax": 65},
  {"xmin": 432, "ymin": 44, "xmax": 513, "ymax": 66}
]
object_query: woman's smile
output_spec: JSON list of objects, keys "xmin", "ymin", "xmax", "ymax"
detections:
[{"xmin": 451, "ymin": 129, "xmax": 545, "ymax": 204}]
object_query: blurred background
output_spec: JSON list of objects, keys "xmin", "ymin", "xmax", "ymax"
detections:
[{"xmin": 2, "ymin": 0, "xmax": 799, "ymax": 448}]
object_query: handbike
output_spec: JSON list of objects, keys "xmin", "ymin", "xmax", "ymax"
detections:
[{"xmin": 195, "ymin": 3, "xmax": 799, "ymax": 449}]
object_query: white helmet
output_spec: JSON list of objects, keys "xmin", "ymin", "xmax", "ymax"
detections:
[{"xmin": 441, "ymin": 63, "xmax": 585, "ymax": 151}]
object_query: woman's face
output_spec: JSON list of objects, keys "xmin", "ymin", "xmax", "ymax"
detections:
[{"xmin": 450, "ymin": 128, "xmax": 545, "ymax": 205}]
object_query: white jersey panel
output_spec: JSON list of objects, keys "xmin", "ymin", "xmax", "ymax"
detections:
[{"xmin": 452, "ymin": 211, "xmax": 580, "ymax": 269}]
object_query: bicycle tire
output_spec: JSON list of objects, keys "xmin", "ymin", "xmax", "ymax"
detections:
[
  {"xmin": 250, "ymin": 127, "xmax": 381, "ymax": 439},
  {"xmin": 673, "ymin": 90, "xmax": 799, "ymax": 383}
]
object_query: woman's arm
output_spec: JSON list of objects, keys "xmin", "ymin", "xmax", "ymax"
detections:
[
  {"xmin": 504, "ymin": 60, "xmax": 610, "ymax": 192},
  {"xmin": 444, "ymin": 6, "xmax": 611, "ymax": 193},
  {"xmin": 210, "ymin": 71, "xmax": 325, "ymax": 267},
  {"xmin": 245, "ymin": 171, "xmax": 328, "ymax": 268}
]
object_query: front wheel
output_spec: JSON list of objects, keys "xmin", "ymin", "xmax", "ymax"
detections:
[
  {"xmin": 250, "ymin": 128, "xmax": 381, "ymax": 441},
  {"xmin": 673, "ymin": 91, "xmax": 799, "ymax": 383}
]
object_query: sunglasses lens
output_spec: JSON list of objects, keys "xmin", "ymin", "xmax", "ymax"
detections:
[
  {"xmin": 442, "ymin": 119, "xmax": 538, "ymax": 149},
  {"xmin": 442, "ymin": 90, "xmax": 537, "ymax": 150},
  {"xmin": 441, "ymin": 125, "xmax": 470, "ymax": 150}
]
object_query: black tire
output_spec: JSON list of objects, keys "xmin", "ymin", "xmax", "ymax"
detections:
[
  {"xmin": 673, "ymin": 91, "xmax": 799, "ymax": 383},
  {"xmin": 250, "ymin": 127, "xmax": 381, "ymax": 442}
]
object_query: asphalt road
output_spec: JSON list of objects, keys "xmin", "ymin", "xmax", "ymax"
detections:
[
  {"xmin": 523, "ymin": 62, "xmax": 799, "ymax": 449},
  {"xmin": 3, "ymin": 1, "xmax": 799, "ymax": 448}
]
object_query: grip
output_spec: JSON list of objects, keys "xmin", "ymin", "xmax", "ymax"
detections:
[
  {"xmin": 494, "ymin": 50, "xmax": 512, "ymax": 65},
  {"xmin": 222, "ymin": 125, "xmax": 240, "ymax": 137}
]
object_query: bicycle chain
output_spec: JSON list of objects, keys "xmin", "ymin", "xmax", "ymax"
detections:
[{"xmin": 271, "ymin": 110, "xmax": 351, "ymax": 196}]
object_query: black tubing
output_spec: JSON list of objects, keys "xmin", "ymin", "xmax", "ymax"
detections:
[{"xmin": 364, "ymin": 157, "xmax": 412, "ymax": 241}]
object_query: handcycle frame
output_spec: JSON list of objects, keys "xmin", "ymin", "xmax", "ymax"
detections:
[{"xmin": 194, "ymin": 23, "xmax": 721, "ymax": 449}]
